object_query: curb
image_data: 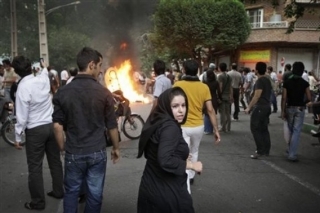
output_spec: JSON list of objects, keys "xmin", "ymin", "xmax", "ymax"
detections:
[{"xmin": 302, "ymin": 122, "xmax": 318, "ymax": 134}]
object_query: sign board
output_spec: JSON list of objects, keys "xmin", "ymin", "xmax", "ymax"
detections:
[{"xmin": 239, "ymin": 50, "xmax": 271, "ymax": 63}]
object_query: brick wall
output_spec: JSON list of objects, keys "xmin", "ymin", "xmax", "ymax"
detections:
[{"xmin": 244, "ymin": 0, "xmax": 320, "ymax": 43}]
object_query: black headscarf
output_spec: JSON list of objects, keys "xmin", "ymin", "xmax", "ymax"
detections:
[{"xmin": 137, "ymin": 87, "xmax": 188, "ymax": 158}]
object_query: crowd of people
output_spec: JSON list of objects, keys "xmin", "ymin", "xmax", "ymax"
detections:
[{"xmin": 3, "ymin": 47, "xmax": 318, "ymax": 212}]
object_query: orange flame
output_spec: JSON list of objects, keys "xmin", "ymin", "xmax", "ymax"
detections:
[
  {"xmin": 120, "ymin": 43, "xmax": 127, "ymax": 50},
  {"xmin": 104, "ymin": 60, "xmax": 149, "ymax": 103}
]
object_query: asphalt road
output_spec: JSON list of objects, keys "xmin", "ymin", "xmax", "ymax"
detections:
[{"xmin": 1, "ymin": 102, "xmax": 320, "ymax": 213}]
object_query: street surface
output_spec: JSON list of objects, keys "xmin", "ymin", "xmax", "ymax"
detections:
[{"xmin": 1, "ymin": 101, "xmax": 320, "ymax": 213}]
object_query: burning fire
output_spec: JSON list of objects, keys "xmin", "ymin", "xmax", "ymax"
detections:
[
  {"xmin": 120, "ymin": 42, "xmax": 127, "ymax": 50},
  {"xmin": 104, "ymin": 60, "xmax": 149, "ymax": 103}
]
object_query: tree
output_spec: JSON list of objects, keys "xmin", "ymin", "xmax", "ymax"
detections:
[{"xmin": 151, "ymin": 0, "xmax": 251, "ymax": 61}]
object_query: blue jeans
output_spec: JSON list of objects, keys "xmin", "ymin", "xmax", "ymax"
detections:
[
  {"xmin": 250, "ymin": 105, "xmax": 271, "ymax": 155},
  {"xmin": 270, "ymin": 91, "xmax": 277, "ymax": 112},
  {"xmin": 204, "ymin": 114, "xmax": 213, "ymax": 133},
  {"xmin": 286, "ymin": 107, "xmax": 305, "ymax": 160},
  {"xmin": 64, "ymin": 149, "xmax": 107, "ymax": 213}
]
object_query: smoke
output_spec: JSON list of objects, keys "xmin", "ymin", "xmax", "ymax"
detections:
[{"xmin": 94, "ymin": 0, "xmax": 158, "ymax": 71}]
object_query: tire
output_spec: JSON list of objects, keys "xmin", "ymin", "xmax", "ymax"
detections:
[
  {"xmin": 318, "ymin": 125, "xmax": 320, "ymax": 144},
  {"xmin": 122, "ymin": 114, "xmax": 145, "ymax": 140},
  {"xmin": 2, "ymin": 118, "xmax": 25, "ymax": 146}
]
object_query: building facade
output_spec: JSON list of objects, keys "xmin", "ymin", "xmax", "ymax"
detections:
[{"xmin": 216, "ymin": 0, "xmax": 320, "ymax": 75}]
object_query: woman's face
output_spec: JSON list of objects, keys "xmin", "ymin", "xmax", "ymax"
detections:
[{"xmin": 170, "ymin": 95, "xmax": 186, "ymax": 123}]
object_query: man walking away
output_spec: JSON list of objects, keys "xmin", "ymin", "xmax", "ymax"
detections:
[
  {"xmin": 13, "ymin": 56, "xmax": 63, "ymax": 210},
  {"xmin": 217, "ymin": 63, "xmax": 233, "ymax": 132},
  {"xmin": 52, "ymin": 47, "xmax": 120, "ymax": 212},
  {"xmin": 174, "ymin": 59, "xmax": 220, "ymax": 193},
  {"xmin": 281, "ymin": 62, "xmax": 311, "ymax": 162},
  {"xmin": 228, "ymin": 63, "xmax": 242, "ymax": 121},
  {"xmin": 245, "ymin": 62, "xmax": 272, "ymax": 159}
]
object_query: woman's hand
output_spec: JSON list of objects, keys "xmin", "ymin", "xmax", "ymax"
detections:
[
  {"xmin": 192, "ymin": 161, "xmax": 203, "ymax": 173},
  {"xmin": 187, "ymin": 160, "xmax": 203, "ymax": 173}
]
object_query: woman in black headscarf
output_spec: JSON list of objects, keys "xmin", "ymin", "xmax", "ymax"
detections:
[{"xmin": 137, "ymin": 87, "xmax": 202, "ymax": 213}]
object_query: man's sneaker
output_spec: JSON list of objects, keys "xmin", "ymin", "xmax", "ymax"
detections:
[{"xmin": 232, "ymin": 118, "xmax": 238, "ymax": 121}]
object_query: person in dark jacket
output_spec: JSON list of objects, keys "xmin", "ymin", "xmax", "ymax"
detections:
[
  {"xmin": 137, "ymin": 87, "xmax": 202, "ymax": 213},
  {"xmin": 203, "ymin": 69, "xmax": 221, "ymax": 134}
]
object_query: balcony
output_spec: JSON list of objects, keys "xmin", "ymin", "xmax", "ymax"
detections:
[
  {"xmin": 295, "ymin": 19, "xmax": 320, "ymax": 30},
  {"xmin": 295, "ymin": 0, "xmax": 320, "ymax": 3},
  {"xmin": 250, "ymin": 21, "xmax": 288, "ymax": 29}
]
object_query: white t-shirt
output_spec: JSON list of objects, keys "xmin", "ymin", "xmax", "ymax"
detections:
[
  {"xmin": 153, "ymin": 74, "xmax": 172, "ymax": 98},
  {"xmin": 50, "ymin": 70, "xmax": 58, "ymax": 77},
  {"xmin": 66, "ymin": 76, "xmax": 74, "ymax": 84},
  {"xmin": 302, "ymin": 72, "xmax": 309, "ymax": 82},
  {"xmin": 60, "ymin": 70, "xmax": 69, "ymax": 81}
]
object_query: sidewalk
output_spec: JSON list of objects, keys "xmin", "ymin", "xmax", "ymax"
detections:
[{"xmin": 302, "ymin": 112, "xmax": 318, "ymax": 134}]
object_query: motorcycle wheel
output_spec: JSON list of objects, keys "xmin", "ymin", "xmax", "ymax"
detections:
[
  {"xmin": 2, "ymin": 118, "xmax": 26, "ymax": 146},
  {"xmin": 123, "ymin": 115, "xmax": 145, "ymax": 140},
  {"xmin": 318, "ymin": 125, "xmax": 320, "ymax": 144}
]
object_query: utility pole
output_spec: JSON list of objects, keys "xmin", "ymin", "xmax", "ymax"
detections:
[
  {"xmin": 38, "ymin": 0, "xmax": 49, "ymax": 65},
  {"xmin": 10, "ymin": 0, "xmax": 18, "ymax": 58}
]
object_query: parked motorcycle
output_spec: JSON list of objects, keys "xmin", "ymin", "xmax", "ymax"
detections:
[{"xmin": 0, "ymin": 102, "xmax": 25, "ymax": 146}]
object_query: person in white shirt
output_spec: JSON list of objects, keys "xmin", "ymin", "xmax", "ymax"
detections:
[
  {"xmin": 151, "ymin": 60, "xmax": 172, "ymax": 112},
  {"xmin": 302, "ymin": 70, "xmax": 309, "ymax": 82},
  {"xmin": 12, "ymin": 56, "xmax": 63, "ymax": 210},
  {"xmin": 2, "ymin": 59, "xmax": 18, "ymax": 101},
  {"xmin": 267, "ymin": 66, "xmax": 278, "ymax": 113},
  {"xmin": 60, "ymin": 68, "xmax": 69, "ymax": 86},
  {"xmin": 66, "ymin": 67, "xmax": 78, "ymax": 84},
  {"xmin": 308, "ymin": 71, "xmax": 318, "ymax": 101},
  {"xmin": 199, "ymin": 63, "xmax": 216, "ymax": 82}
]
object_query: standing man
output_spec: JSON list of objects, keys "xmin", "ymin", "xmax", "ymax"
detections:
[
  {"xmin": 217, "ymin": 63, "xmax": 233, "ymax": 132},
  {"xmin": 12, "ymin": 56, "xmax": 63, "ymax": 210},
  {"xmin": 281, "ymin": 62, "xmax": 311, "ymax": 162},
  {"xmin": 2, "ymin": 59, "xmax": 18, "ymax": 101},
  {"xmin": 267, "ymin": 66, "xmax": 278, "ymax": 113},
  {"xmin": 243, "ymin": 67, "xmax": 254, "ymax": 107},
  {"xmin": 52, "ymin": 47, "xmax": 120, "ymax": 212},
  {"xmin": 245, "ymin": 62, "xmax": 272, "ymax": 159},
  {"xmin": 60, "ymin": 68, "xmax": 69, "ymax": 86},
  {"xmin": 66, "ymin": 67, "xmax": 78, "ymax": 84},
  {"xmin": 282, "ymin": 63, "xmax": 292, "ymax": 82},
  {"xmin": 48, "ymin": 66, "xmax": 60, "ymax": 94},
  {"xmin": 228, "ymin": 63, "xmax": 242, "ymax": 121},
  {"xmin": 239, "ymin": 67, "xmax": 247, "ymax": 110},
  {"xmin": 174, "ymin": 59, "xmax": 220, "ymax": 193},
  {"xmin": 151, "ymin": 59, "xmax": 172, "ymax": 111}
]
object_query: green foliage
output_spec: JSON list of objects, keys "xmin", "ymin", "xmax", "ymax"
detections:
[
  {"xmin": 152, "ymin": 0, "xmax": 251, "ymax": 58},
  {"xmin": 48, "ymin": 26, "xmax": 90, "ymax": 69},
  {"xmin": 0, "ymin": 0, "xmax": 106, "ymax": 70}
]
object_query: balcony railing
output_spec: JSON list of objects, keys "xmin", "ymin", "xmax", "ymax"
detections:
[
  {"xmin": 295, "ymin": 0, "xmax": 320, "ymax": 3},
  {"xmin": 250, "ymin": 21, "xmax": 288, "ymax": 29},
  {"xmin": 295, "ymin": 19, "xmax": 320, "ymax": 29}
]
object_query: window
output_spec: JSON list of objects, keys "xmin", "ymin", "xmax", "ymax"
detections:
[{"xmin": 247, "ymin": 8, "xmax": 264, "ymax": 28}]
